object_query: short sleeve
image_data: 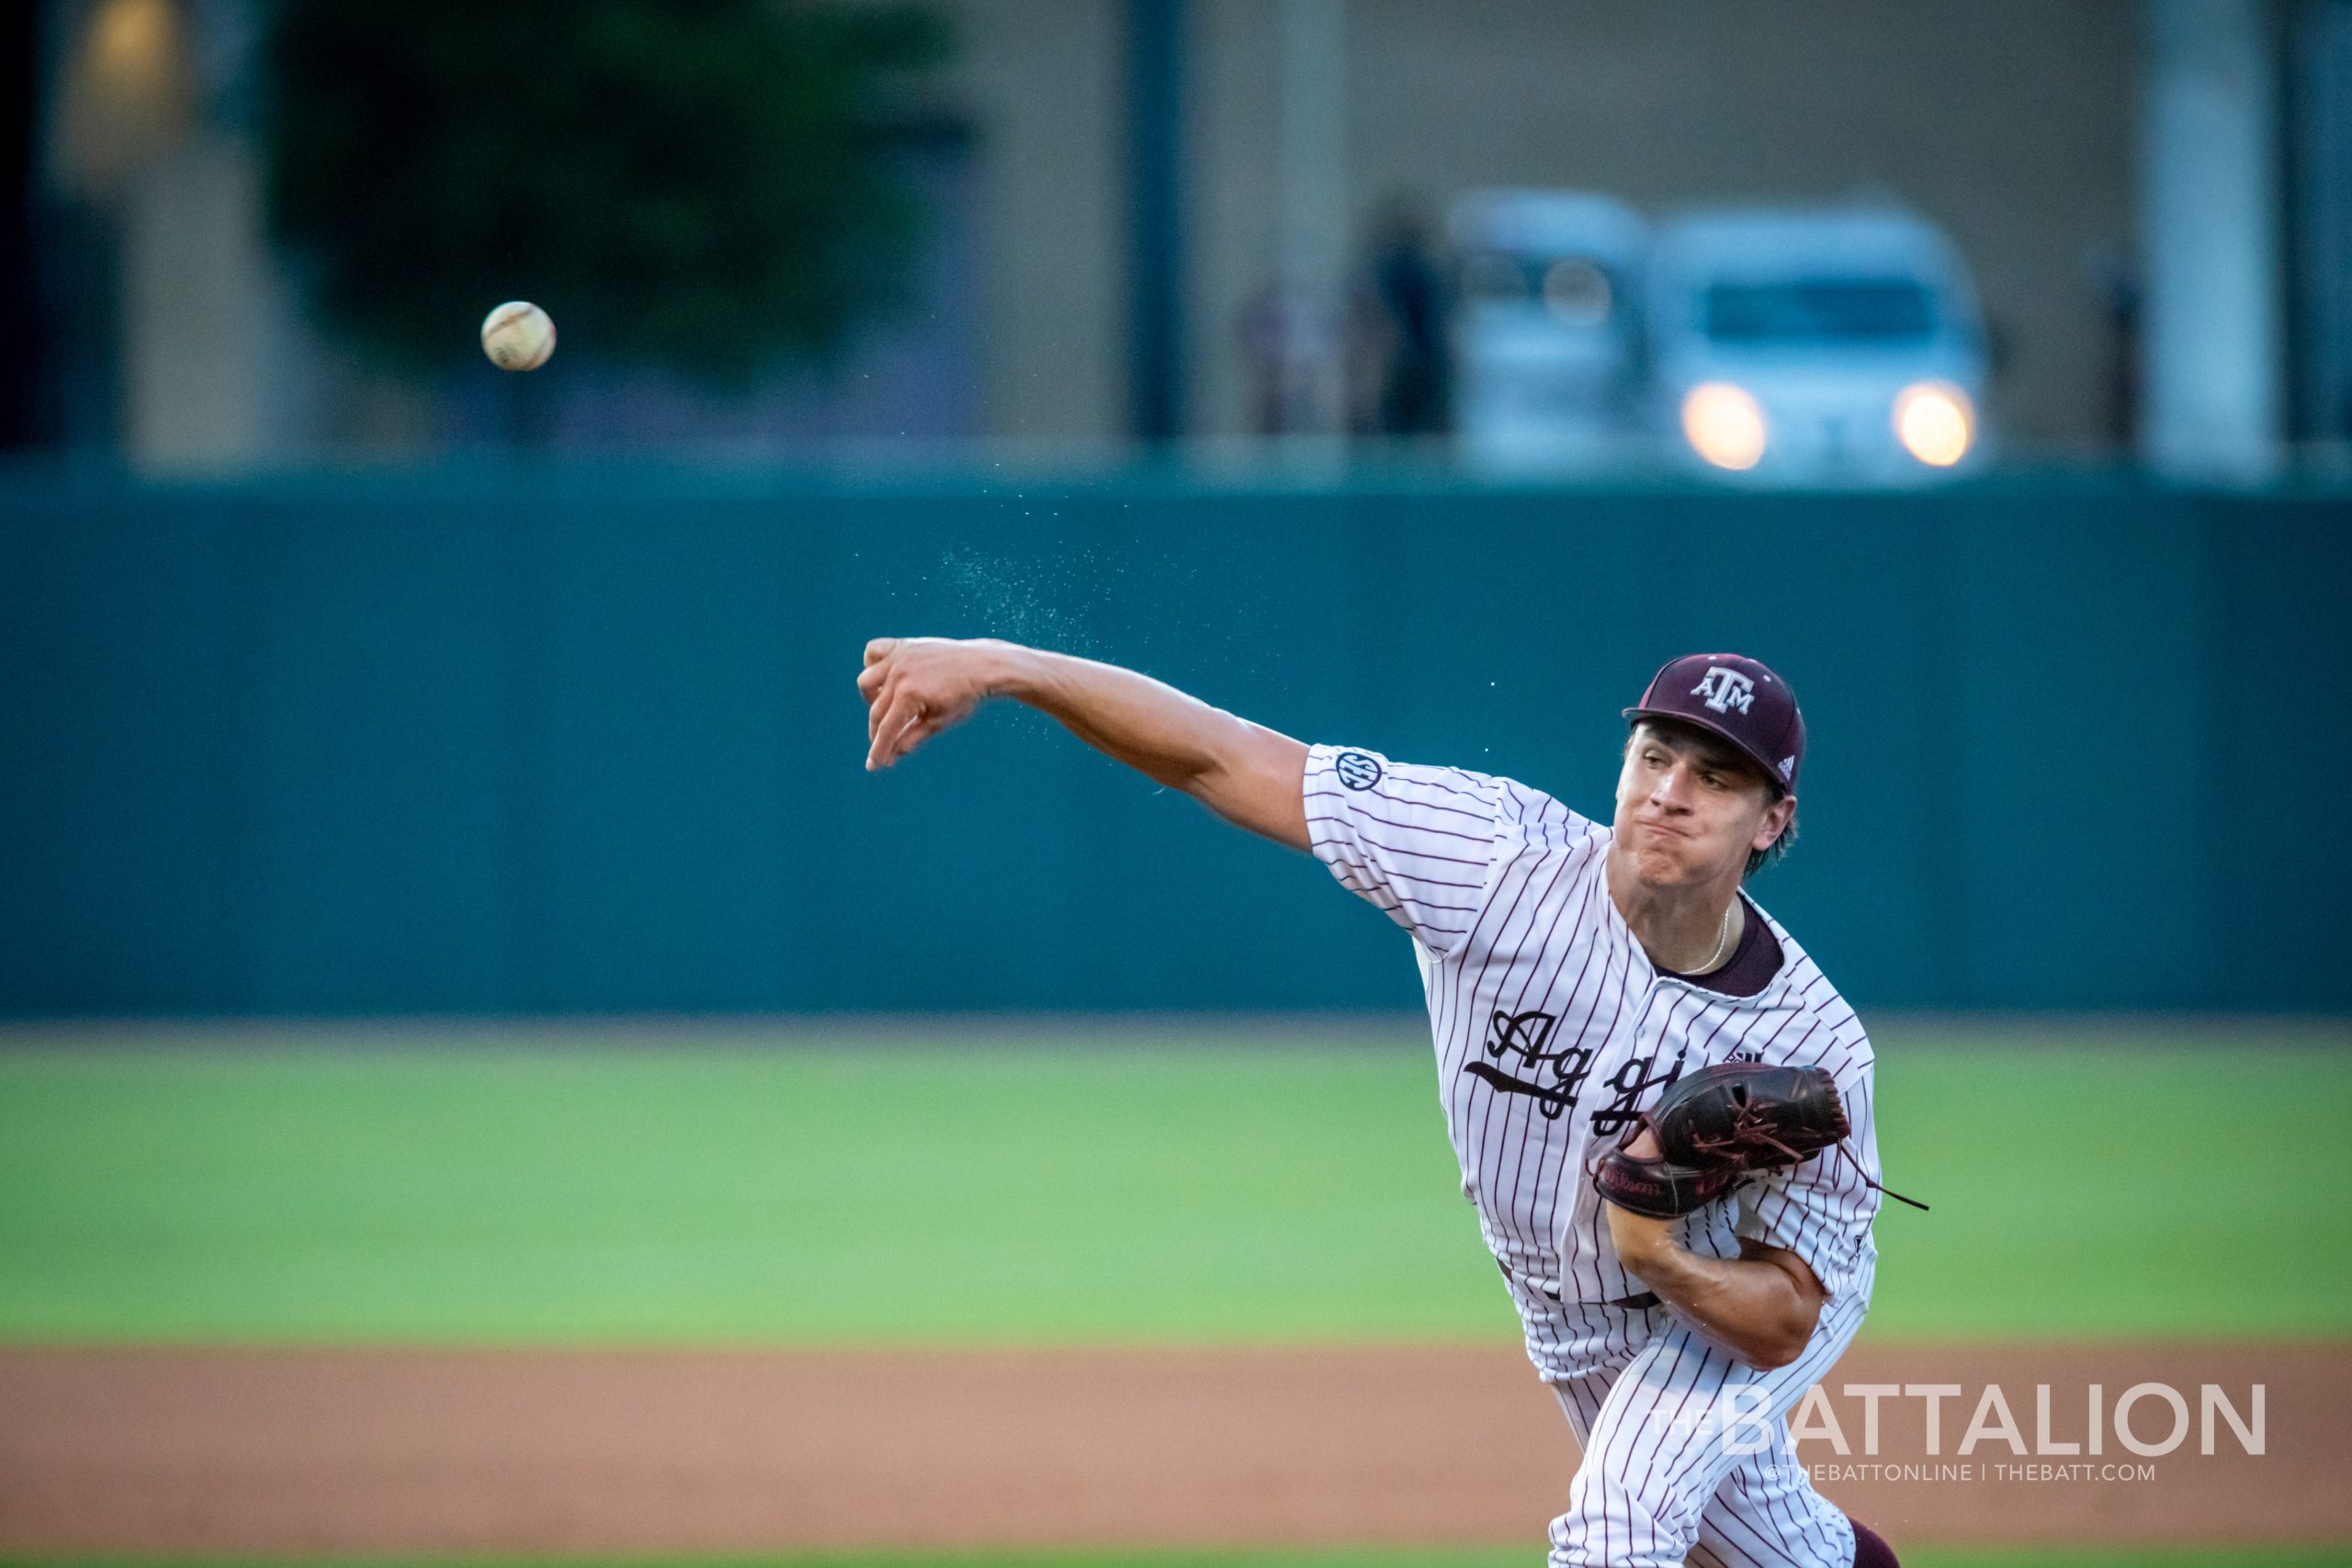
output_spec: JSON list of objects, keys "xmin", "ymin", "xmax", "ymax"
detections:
[
  {"xmin": 1734, "ymin": 1033, "xmax": 1883, "ymax": 1300},
  {"xmin": 1303, "ymin": 744, "xmax": 1508, "ymax": 957}
]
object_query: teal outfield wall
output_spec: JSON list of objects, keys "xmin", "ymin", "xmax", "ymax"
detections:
[{"xmin": 2, "ymin": 468, "xmax": 2346, "ymax": 1016}]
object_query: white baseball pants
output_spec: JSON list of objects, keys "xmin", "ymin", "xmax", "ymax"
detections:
[{"xmin": 1544, "ymin": 1272, "xmax": 1870, "ymax": 1568}]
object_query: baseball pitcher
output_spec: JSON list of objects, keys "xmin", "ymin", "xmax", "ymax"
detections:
[{"xmin": 857, "ymin": 636, "xmax": 1905, "ymax": 1568}]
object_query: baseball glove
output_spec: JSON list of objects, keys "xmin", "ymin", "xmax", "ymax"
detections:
[{"xmin": 1591, "ymin": 1063, "xmax": 1850, "ymax": 1220}]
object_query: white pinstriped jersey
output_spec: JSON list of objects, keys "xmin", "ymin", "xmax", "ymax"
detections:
[{"xmin": 1305, "ymin": 744, "xmax": 1883, "ymax": 1382}]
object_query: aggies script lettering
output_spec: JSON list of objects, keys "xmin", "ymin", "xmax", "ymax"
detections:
[{"xmin": 1460, "ymin": 1008, "xmax": 1686, "ymax": 1129}]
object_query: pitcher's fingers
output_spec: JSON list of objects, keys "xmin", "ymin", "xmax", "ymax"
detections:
[
  {"xmin": 863, "ymin": 637, "xmax": 899, "ymax": 667},
  {"xmin": 891, "ymin": 714, "xmax": 942, "ymax": 763},
  {"xmin": 879, "ymin": 698, "xmax": 931, "ymax": 767},
  {"xmin": 856, "ymin": 660, "xmax": 888, "ymax": 700},
  {"xmin": 863, "ymin": 690, "xmax": 901, "ymax": 768},
  {"xmin": 865, "ymin": 690, "xmax": 922, "ymax": 769}
]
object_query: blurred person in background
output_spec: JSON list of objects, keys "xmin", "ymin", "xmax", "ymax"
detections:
[
  {"xmin": 2081, "ymin": 240, "xmax": 2142, "ymax": 454},
  {"xmin": 1240, "ymin": 280, "xmax": 1344, "ymax": 437},
  {"xmin": 1351, "ymin": 196, "xmax": 1452, "ymax": 439}
]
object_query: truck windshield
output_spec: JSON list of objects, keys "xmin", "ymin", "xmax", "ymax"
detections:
[{"xmin": 1703, "ymin": 278, "xmax": 1936, "ymax": 344}]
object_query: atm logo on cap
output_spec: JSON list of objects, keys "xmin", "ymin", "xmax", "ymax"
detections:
[{"xmin": 1692, "ymin": 666, "xmax": 1756, "ymax": 716}]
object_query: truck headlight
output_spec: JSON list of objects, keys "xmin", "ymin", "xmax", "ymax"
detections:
[
  {"xmin": 1894, "ymin": 382, "xmax": 1973, "ymax": 467},
  {"xmin": 1681, "ymin": 383, "xmax": 1768, "ymax": 470}
]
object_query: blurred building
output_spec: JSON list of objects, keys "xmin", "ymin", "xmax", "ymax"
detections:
[{"xmin": 7, "ymin": 0, "xmax": 2349, "ymax": 473}]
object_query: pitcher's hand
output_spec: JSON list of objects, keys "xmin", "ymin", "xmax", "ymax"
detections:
[
  {"xmin": 1600, "ymin": 1128, "xmax": 1683, "ymax": 1274},
  {"xmin": 858, "ymin": 637, "xmax": 1007, "ymax": 771}
]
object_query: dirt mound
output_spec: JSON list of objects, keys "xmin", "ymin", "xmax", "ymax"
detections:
[{"xmin": 0, "ymin": 1342, "xmax": 2338, "ymax": 1554}]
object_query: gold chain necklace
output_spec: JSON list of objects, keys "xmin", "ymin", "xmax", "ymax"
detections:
[{"xmin": 1694, "ymin": 900, "xmax": 1734, "ymax": 974}]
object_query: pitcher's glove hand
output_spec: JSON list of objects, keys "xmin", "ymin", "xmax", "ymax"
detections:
[{"xmin": 1592, "ymin": 1063, "xmax": 1850, "ymax": 1220}]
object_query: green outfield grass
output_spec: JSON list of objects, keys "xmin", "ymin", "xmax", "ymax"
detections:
[{"xmin": 0, "ymin": 1024, "xmax": 2345, "ymax": 1344}]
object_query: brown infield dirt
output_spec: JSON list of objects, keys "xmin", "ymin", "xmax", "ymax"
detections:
[{"xmin": 0, "ymin": 1342, "xmax": 2342, "ymax": 1557}]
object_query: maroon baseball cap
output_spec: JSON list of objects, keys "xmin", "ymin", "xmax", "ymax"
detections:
[{"xmin": 1624, "ymin": 653, "xmax": 1806, "ymax": 796}]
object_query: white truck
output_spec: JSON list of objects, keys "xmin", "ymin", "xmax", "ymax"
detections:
[
  {"xmin": 1646, "ymin": 206, "xmax": 1991, "ymax": 485},
  {"xmin": 1447, "ymin": 190, "xmax": 1651, "ymax": 471}
]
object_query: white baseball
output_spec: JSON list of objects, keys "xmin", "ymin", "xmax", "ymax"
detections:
[{"xmin": 481, "ymin": 301, "xmax": 556, "ymax": 372}]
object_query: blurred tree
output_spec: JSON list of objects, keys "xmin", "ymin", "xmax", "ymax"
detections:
[{"xmin": 262, "ymin": 1, "xmax": 949, "ymax": 383}]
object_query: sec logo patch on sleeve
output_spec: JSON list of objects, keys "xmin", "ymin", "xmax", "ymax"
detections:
[{"xmin": 1336, "ymin": 751, "xmax": 1384, "ymax": 790}]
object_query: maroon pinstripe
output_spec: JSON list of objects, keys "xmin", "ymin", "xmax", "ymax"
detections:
[{"xmin": 1305, "ymin": 746, "xmax": 1884, "ymax": 1567}]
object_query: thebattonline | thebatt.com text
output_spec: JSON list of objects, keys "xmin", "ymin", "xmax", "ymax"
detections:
[{"xmin": 1787, "ymin": 1462, "xmax": 2163, "ymax": 1484}]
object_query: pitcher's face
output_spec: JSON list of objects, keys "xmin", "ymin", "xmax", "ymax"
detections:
[{"xmin": 1612, "ymin": 721, "xmax": 1790, "ymax": 888}]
